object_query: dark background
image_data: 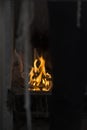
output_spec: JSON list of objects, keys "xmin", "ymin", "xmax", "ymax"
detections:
[{"xmin": 48, "ymin": 1, "xmax": 87, "ymax": 130}]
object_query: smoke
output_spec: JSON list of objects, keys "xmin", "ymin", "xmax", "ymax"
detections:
[{"xmin": 18, "ymin": 0, "xmax": 34, "ymax": 130}]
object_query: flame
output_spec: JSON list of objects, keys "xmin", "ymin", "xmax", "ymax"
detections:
[{"xmin": 28, "ymin": 56, "xmax": 52, "ymax": 92}]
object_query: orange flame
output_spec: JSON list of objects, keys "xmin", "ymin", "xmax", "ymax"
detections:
[{"xmin": 28, "ymin": 56, "xmax": 52, "ymax": 91}]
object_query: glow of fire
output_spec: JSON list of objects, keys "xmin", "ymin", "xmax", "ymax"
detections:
[{"xmin": 28, "ymin": 56, "xmax": 52, "ymax": 91}]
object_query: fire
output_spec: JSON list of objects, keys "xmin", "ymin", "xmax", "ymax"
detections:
[{"xmin": 28, "ymin": 56, "xmax": 52, "ymax": 92}]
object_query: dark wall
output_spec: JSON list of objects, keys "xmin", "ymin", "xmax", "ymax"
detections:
[{"xmin": 48, "ymin": 1, "xmax": 87, "ymax": 130}]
